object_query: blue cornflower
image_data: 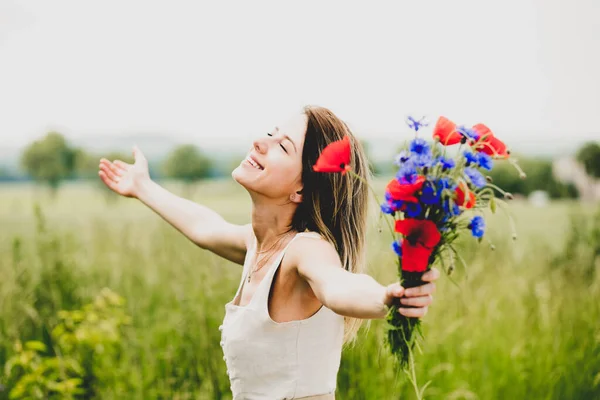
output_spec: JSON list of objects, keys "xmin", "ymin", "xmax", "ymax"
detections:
[
  {"xmin": 404, "ymin": 202, "xmax": 422, "ymax": 218},
  {"xmin": 465, "ymin": 167, "xmax": 487, "ymax": 188},
  {"xmin": 443, "ymin": 198, "xmax": 461, "ymax": 216},
  {"xmin": 457, "ymin": 125, "xmax": 479, "ymax": 140},
  {"xmin": 438, "ymin": 177, "xmax": 455, "ymax": 191},
  {"xmin": 392, "ymin": 240, "xmax": 403, "ymax": 257},
  {"xmin": 436, "ymin": 177, "xmax": 455, "ymax": 197},
  {"xmin": 464, "ymin": 151, "xmax": 479, "ymax": 166},
  {"xmin": 380, "ymin": 202, "xmax": 394, "ymax": 215},
  {"xmin": 394, "ymin": 150, "xmax": 412, "ymax": 166},
  {"xmin": 396, "ymin": 163, "xmax": 418, "ymax": 184},
  {"xmin": 409, "ymin": 138, "xmax": 432, "ymax": 158},
  {"xmin": 477, "ymin": 152, "xmax": 493, "ymax": 171},
  {"xmin": 391, "ymin": 200, "xmax": 404, "ymax": 211},
  {"xmin": 415, "ymin": 154, "xmax": 434, "ymax": 168},
  {"xmin": 420, "ymin": 181, "xmax": 440, "ymax": 205},
  {"xmin": 469, "ymin": 215, "xmax": 486, "ymax": 238},
  {"xmin": 405, "ymin": 115, "xmax": 428, "ymax": 132},
  {"xmin": 437, "ymin": 156, "xmax": 456, "ymax": 170},
  {"xmin": 384, "ymin": 191, "xmax": 392, "ymax": 202}
]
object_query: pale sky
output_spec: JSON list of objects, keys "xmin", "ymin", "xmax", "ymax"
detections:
[{"xmin": 0, "ymin": 0, "xmax": 599, "ymax": 156}]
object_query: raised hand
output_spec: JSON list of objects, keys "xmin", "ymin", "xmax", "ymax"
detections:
[{"xmin": 98, "ymin": 146, "xmax": 150, "ymax": 198}]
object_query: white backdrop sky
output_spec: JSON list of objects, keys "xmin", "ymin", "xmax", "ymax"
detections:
[{"xmin": 0, "ymin": 0, "xmax": 598, "ymax": 156}]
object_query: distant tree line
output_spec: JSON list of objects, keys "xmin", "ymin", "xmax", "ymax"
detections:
[
  {"xmin": 487, "ymin": 156, "xmax": 579, "ymax": 199},
  {"xmin": 2, "ymin": 131, "xmax": 599, "ymax": 201},
  {"xmin": 8, "ymin": 131, "xmax": 217, "ymax": 193}
]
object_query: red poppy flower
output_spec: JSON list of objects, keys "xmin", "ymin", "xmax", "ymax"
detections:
[
  {"xmin": 455, "ymin": 182, "xmax": 476, "ymax": 209},
  {"xmin": 472, "ymin": 123, "xmax": 493, "ymax": 141},
  {"xmin": 312, "ymin": 136, "xmax": 352, "ymax": 174},
  {"xmin": 432, "ymin": 116, "xmax": 461, "ymax": 146},
  {"xmin": 395, "ymin": 219, "xmax": 441, "ymax": 272},
  {"xmin": 386, "ymin": 176, "xmax": 426, "ymax": 203},
  {"xmin": 472, "ymin": 123, "xmax": 509, "ymax": 159}
]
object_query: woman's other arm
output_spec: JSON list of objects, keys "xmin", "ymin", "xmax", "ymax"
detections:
[
  {"xmin": 98, "ymin": 146, "xmax": 250, "ymax": 265},
  {"xmin": 291, "ymin": 237, "xmax": 439, "ymax": 319}
]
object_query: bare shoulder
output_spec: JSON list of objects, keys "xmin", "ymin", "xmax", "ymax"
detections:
[{"xmin": 287, "ymin": 232, "xmax": 343, "ymax": 273}]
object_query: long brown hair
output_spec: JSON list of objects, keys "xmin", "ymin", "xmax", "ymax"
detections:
[{"xmin": 291, "ymin": 105, "xmax": 371, "ymax": 344}]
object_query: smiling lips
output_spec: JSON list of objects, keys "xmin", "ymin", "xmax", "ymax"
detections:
[{"xmin": 245, "ymin": 155, "xmax": 264, "ymax": 170}]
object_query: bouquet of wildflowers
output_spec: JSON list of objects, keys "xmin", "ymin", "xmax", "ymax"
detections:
[
  {"xmin": 381, "ymin": 115, "xmax": 524, "ymax": 367},
  {"xmin": 312, "ymin": 115, "xmax": 524, "ymax": 369}
]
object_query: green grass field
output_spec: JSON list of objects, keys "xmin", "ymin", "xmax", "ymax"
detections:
[{"xmin": 1, "ymin": 180, "xmax": 599, "ymax": 399}]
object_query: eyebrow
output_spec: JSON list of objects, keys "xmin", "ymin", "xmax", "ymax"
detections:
[{"xmin": 275, "ymin": 126, "xmax": 297, "ymax": 153}]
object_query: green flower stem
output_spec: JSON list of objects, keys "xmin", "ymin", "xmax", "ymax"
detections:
[
  {"xmin": 447, "ymin": 243, "xmax": 470, "ymax": 276},
  {"xmin": 493, "ymin": 197, "xmax": 518, "ymax": 239},
  {"xmin": 403, "ymin": 347, "xmax": 427, "ymax": 400},
  {"xmin": 484, "ymin": 183, "xmax": 510, "ymax": 197},
  {"xmin": 509, "ymin": 158, "xmax": 527, "ymax": 178}
]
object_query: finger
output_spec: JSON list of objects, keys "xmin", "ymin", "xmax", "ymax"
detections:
[
  {"xmin": 99, "ymin": 159, "xmax": 120, "ymax": 174},
  {"xmin": 386, "ymin": 283, "xmax": 404, "ymax": 298},
  {"xmin": 99, "ymin": 158, "xmax": 114, "ymax": 169},
  {"xmin": 400, "ymin": 294, "xmax": 433, "ymax": 307},
  {"xmin": 399, "ymin": 306, "xmax": 428, "ymax": 318},
  {"xmin": 113, "ymin": 160, "xmax": 130, "ymax": 171},
  {"xmin": 99, "ymin": 163, "xmax": 120, "ymax": 183},
  {"xmin": 422, "ymin": 267, "xmax": 440, "ymax": 282},
  {"xmin": 404, "ymin": 282, "xmax": 436, "ymax": 297},
  {"xmin": 99, "ymin": 170, "xmax": 119, "ymax": 191},
  {"xmin": 107, "ymin": 161, "xmax": 124, "ymax": 177}
]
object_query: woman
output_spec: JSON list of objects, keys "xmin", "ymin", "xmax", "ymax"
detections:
[{"xmin": 98, "ymin": 106, "xmax": 439, "ymax": 400}]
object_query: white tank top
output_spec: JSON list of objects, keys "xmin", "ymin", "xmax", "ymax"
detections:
[{"xmin": 219, "ymin": 232, "xmax": 344, "ymax": 399}]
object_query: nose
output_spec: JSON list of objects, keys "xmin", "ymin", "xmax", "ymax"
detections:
[{"xmin": 253, "ymin": 137, "xmax": 267, "ymax": 154}]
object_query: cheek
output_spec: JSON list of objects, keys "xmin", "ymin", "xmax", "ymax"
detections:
[{"xmin": 267, "ymin": 157, "xmax": 302, "ymax": 186}]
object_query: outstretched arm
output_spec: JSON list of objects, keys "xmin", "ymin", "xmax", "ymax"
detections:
[
  {"xmin": 292, "ymin": 236, "xmax": 439, "ymax": 319},
  {"xmin": 98, "ymin": 146, "xmax": 251, "ymax": 265}
]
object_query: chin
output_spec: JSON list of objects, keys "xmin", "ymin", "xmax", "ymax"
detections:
[
  {"xmin": 232, "ymin": 164, "xmax": 256, "ymax": 192},
  {"xmin": 231, "ymin": 165, "xmax": 244, "ymax": 184}
]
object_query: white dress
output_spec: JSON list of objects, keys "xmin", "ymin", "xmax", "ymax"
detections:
[{"xmin": 219, "ymin": 232, "xmax": 344, "ymax": 400}]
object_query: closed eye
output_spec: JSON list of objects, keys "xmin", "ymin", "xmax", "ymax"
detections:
[{"xmin": 267, "ymin": 132, "xmax": 288, "ymax": 153}]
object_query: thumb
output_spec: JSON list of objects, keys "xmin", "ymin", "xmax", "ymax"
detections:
[
  {"xmin": 386, "ymin": 282, "xmax": 404, "ymax": 298},
  {"xmin": 132, "ymin": 145, "xmax": 146, "ymax": 164}
]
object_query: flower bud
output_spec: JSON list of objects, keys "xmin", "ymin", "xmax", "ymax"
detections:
[
  {"xmin": 460, "ymin": 136, "xmax": 467, "ymax": 144},
  {"xmin": 512, "ymin": 234, "xmax": 518, "ymax": 241},
  {"xmin": 519, "ymin": 172, "xmax": 527, "ymax": 179},
  {"xmin": 486, "ymin": 176, "xmax": 493, "ymax": 183},
  {"xmin": 489, "ymin": 244, "xmax": 496, "ymax": 251},
  {"xmin": 504, "ymin": 192, "xmax": 514, "ymax": 200}
]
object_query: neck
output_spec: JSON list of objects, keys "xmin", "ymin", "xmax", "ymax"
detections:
[{"xmin": 250, "ymin": 195, "xmax": 299, "ymax": 250}]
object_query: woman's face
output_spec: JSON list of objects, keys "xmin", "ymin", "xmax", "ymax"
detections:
[{"xmin": 232, "ymin": 112, "xmax": 307, "ymax": 201}]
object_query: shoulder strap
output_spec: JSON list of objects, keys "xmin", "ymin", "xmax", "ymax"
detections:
[
  {"xmin": 251, "ymin": 232, "xmax": 305, "ymax": 305},
  {"xmin": 296, "ymin": 231, "xmax": 323, "ymax": 240}
]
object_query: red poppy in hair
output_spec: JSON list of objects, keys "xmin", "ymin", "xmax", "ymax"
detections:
[
  {"xmin": 395, "ymin": 219, "xmax": 442, "ymax": 272},
  {"xmin": 432, "ymin": 116, "xmax": 462, "ymax": 146},
  {"xmin": 312, "ymin": 136, "xmax": 351, "ymax": 174}
]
